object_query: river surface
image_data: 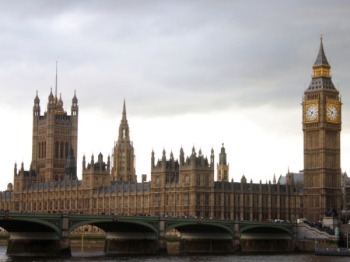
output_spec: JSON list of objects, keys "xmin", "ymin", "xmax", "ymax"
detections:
[{"xmin": 0, "ymin": 244, "xmax": 349, "ymax": 262}]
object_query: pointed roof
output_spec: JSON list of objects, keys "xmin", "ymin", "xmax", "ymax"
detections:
[
  {"xmin": 117, "ymin": 99, "xmax": 130, "ymax": 141},
  {"xmin": 122, "ymin": 99, "xmax": 126, "ymax": 120},
  {"xmin": 307, "ymin": 35, "xmax": 336, "ymax": 91},
  {"xmin": 314, "ymin": 37, "xmax": 330, "ymax": 67}
]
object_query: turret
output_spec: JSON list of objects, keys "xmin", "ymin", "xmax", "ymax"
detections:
[
  {"xmin": 217, "ymin": 143, "xmax": 229, "ymax": 181},
  {"xmin": 71, "ymin": 90, "xmax": 78, "ymax": 116},
  {"xmin": 91, "ymin": 154, "xmax": 94, "ymax": 167},
  {"xmin": 14, "ymin": 163, "xmax": 17, "ymax": 177},
  {"xmin": 151, "ymin": 149, "xmax": 155, "ymax": 169},
  {"xmin": 98, "ymin": 153, "xmax": 103, "ymax": 171},
  {"xmin": 180, "ymin": 147, "xmax": 184, "ymax": 166},
  {"xmin": 210, "ymin": 147, "xmax": 214, "ymax": 166},
  {"xmin": 47, "ymin": 88, "xmax": 55, "ymax": 113},
  {"xmin": 33, "ymin": 91, "xmax": 40, "ymax": 117},
  {"xmin": 162, "ymin": 148, "xmax": 166, "ymax": 169},
  {"xmin": 82, "ymin": 154, "xmax": 86, "ymax": 170},
  {"xmin": 107, "ymin": 155, "xmax": 110, "ymax": 173}
]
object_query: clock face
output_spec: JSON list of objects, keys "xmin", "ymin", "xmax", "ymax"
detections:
[
  {"xmin": 327, "ymin": 105, "xmax": 338, "ymax": 121},
  {"xmin": 306, "ymin": 104, "xmax": 318, "ymax": 121}
]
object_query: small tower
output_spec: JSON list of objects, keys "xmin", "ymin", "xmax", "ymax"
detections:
[
  {"xmin": 217, "ymin": 143, "xmax": 229, "ymax": 182},
  {"xmin": 180, "ymin": 147, "xmax": 184, "ymax": 166},
  {"xmin": 31, "ymin": 83, "xmax": 78, "ymax": 182},
  {"xmin": 111, "ymin": 100, "xmax": 137, "ymax": 182}
]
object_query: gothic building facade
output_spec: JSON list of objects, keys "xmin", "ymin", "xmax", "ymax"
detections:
[{"xmin": 0, "ymin": 37, "xmax": 345, "ymax": 222}]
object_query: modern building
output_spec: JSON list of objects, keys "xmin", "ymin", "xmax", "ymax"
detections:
[{"xmin": 0, "ymin": 37, "xmax": 346, "ymax": 223}]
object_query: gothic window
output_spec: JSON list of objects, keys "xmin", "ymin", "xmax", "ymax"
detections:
[
  {"xmin": 65, "ymin": 142, "xmax": 69, "ymax": 158},
  {"xmin": 205, "ymin": 174, "xmax": 209, "ymax": 186},
  {"xmin": 185, "ymin": 175, "xmax": 189, "ymax": 184},
  {"xmin": 196, "ymin": 175, "xmax": 200, "ymax": 186},
  {"xmin": 144, "ymin": 196, "xmax": 148, "ymax": 208},
  {"xmin": 155, "ymin": 195, "xmax": 160, "ymax": 207},
  {"xmin": 218, "ymin": 170, "xmax": 222, "ymax": 181},
  {"xmin": 60, "ymin": 142, "xmax": 64, "ymax": 158},
  {"xmin": 55, "ymin": 142, "xmax": 59, "ymax": 158},
  {"xmin": 39, "ymin": 142, "xmax": 42, "ymax": 159},
  {"xmin": 156, "ymin": 177, "xmax": 160, "ymax": 186},
  {"xmin": 224, "ymin": 171, "xmax": 228, "ymax": 181},
  {"xmin": 125, "ymin": 197, "xmax": 128, "ymax": 208},
  {"xmin": 184, "ymin": 195, "xmax": 189, "ymax": 206},
  {"xmin": 205, "ymin": 194, "xmax": 209, "ymax": 206},
  {"xmin": 196, "ymin": 194, "xmax": 200, "ymax": 206}
]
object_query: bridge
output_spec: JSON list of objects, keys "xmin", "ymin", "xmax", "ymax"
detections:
[{"xmin": 0, "ymin": 212, "xmax": 296, "ymax": 256}]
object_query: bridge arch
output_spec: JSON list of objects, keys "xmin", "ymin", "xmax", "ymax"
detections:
[
  {"xmin": 68, "ymin": 219, "xmax": 158, "ymax": 236},
  {"xmin": 0, "ymin": 217, "xmax": 61, "ymax": 235},
  {"xmin": 240, "ymin": 225, "xmax": 293, "ymax": 238},
  {"xmin": 165, "ymin": 221, "xmax": 234, "ymax": 238}
]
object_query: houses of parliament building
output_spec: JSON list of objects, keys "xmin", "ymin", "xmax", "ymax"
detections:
[{"xmin": 1, "ymin": 37, "xmax": 349, "ymax": 223}]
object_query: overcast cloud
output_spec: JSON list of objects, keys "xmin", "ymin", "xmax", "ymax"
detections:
[{"xmin": 1, "ymin": 1, "xmax": 350, "ymax": 189}]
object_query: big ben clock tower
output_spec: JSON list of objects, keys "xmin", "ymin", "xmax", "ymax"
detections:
[{"xmin": 303, "ymin": 35, "xmax": 341, "ymax": 222}]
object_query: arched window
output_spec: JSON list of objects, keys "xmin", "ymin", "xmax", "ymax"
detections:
[
  {"xmin": 44, "ymin": 142, "xmax": 46, "ymax": 158},
  {"xmin": 205, "ymin": 174, "xmax": 209, "ymax": 186},
  {"xmin": 60, "ymin": 142, "xmax": 64, "ymax": 158},
  {"xmin": 38, "ymin": 142, "xmax": 41, "ymax": 159},
  {"xmin": 65, "ymin": 142, "xmax": 69, "ymax": 158},
  {"xmin": 55, "ymin": 142, "xmax": 59, "ymax": 158}
]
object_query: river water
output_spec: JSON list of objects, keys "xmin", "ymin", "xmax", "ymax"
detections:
[{"xmin": 0, "ymin": 244, "xmax": 348, "ymax": 262}]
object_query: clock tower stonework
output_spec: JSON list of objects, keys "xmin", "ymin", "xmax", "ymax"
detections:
[{"xmin": 303, "ymin": 36, "xmax": 341, "ymax": 222}]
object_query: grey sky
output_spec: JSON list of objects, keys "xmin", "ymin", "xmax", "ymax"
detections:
[{"xmin": 1, "ymin": 1, "xmax": 350, "ymax": 188}]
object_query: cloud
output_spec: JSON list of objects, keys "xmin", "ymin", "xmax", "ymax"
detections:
[{"xmin": 1, "ymin": 1, "xmax": 350, "ymax": 189}]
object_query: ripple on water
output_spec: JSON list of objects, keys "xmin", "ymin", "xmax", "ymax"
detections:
[{"xmin": 0, "ymin": 245, "xmax": 349, "ymax": 262}]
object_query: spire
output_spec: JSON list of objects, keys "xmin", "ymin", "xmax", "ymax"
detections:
[
  {"xmin": 314, "ymin": 31, "xmax": 329, "ymax": 66},
  {"xmin": 118, "ymin": 100, "xmax": 130, "ymax": 141},
  {"xmin": 49, "ymin": 87, "xmax": 54, "ymax": 100},
  {"xmin": 72, "ymin": 90, "xmax": 78, "ymax": 103},
  {"xmin": 219, "ymin": 143, "xmax": 227, "ymax": 165},
  {"xmin": 55, "ymin": 61, "xmax": 58, "ymax": 98},
  {"xmin": 123, "ymin": 99, "xmax": 126, "ymax": 118},
  {"xmin": 307, "ymin": 33, "xmax": 335, "ymax": 91},
  {"xmin": 34, "ymin": 90, "xmax": 40, "ymax": 103}
]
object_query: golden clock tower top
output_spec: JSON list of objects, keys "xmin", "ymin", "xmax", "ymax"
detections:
[{"xmin": 306, "ymin": 34, "xmax": 336, "ymax": 92}]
